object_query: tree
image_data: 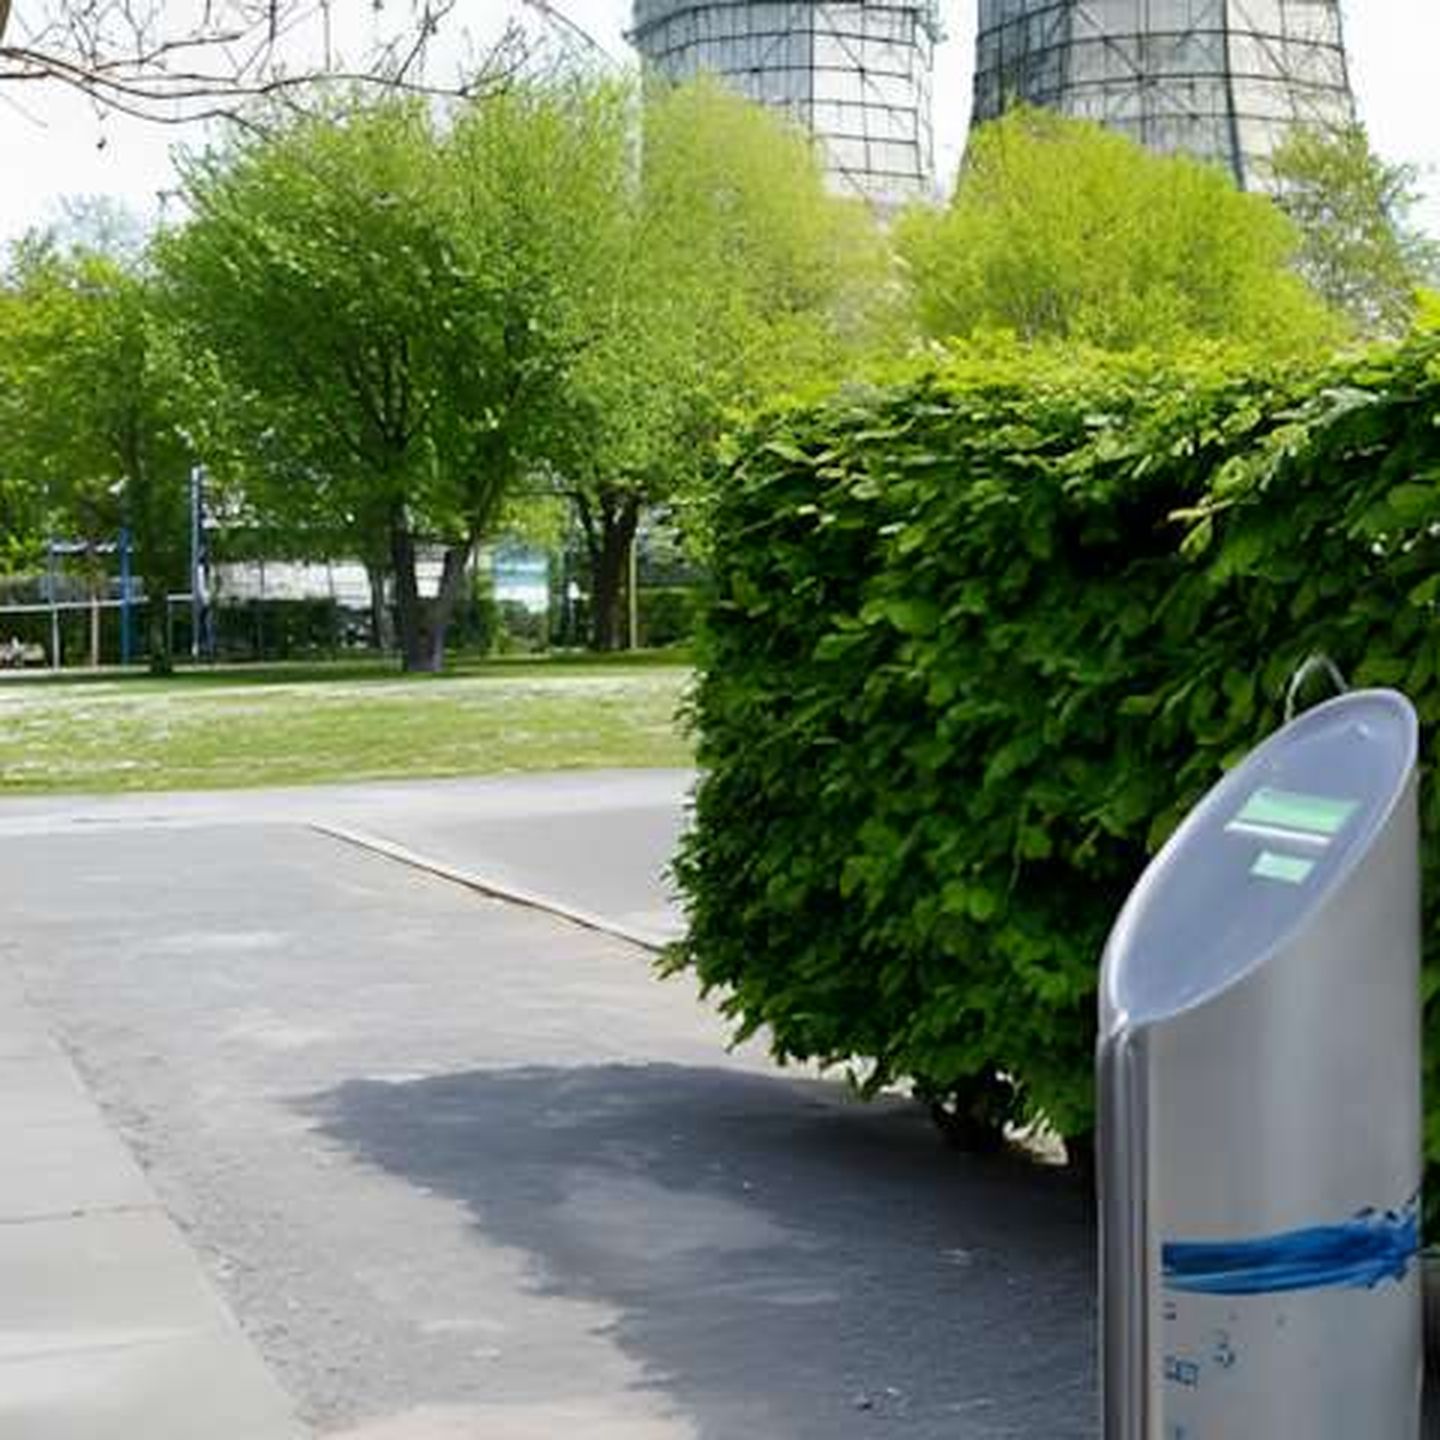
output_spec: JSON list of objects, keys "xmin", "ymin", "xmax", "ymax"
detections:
[
  {"xmin": 1, "ymin": 0, "xmax": 524, "ymax": 125},
  {"xmin": 558, "ymin": 78, "xmax": 895, "ymax": 649},
  {"xmin": 897, "ymin": 107, "xmax": 1340, "ymax": 353},
  {"xmin": 157, "ymin": 78, "xmax": 894, "ymax": 663},
  {"xmin": 1269, "ymin": 121, "xmax": 1440, "ymax": 338},
  {"xmin": 160, "ymin": 85, "xmax": 633, "ymax": 670},
  {"xmin": 0, "ymin": 281, "xmax": 48, "ymax": 573},
  {"xmin": 0, "ymin": 476, "xmax": 43, "ymax": 573},
  {"xmin": 160, "ymin": 101, "xmax": 480, "ymax": 672},
  {"xmin": 439, "ymin": 79, "xmax": 637, "ymax": 655},
  {"xmin": 0, "ymin": 240, "xmax": 192, "ymax": 670}
]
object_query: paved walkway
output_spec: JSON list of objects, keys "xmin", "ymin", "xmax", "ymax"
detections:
[
  {"xmin": 0, "ymin": 769, "xmax": 690, "ymax": 946},
  {"xmin": 0, "ymin": 969, "xmax": 301, "ymax": 1439},
  {"xmin": 0, "ymin": 772, "xmax": 1095, "ymax": 1439}
]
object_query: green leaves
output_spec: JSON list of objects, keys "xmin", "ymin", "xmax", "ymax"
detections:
[
  {"xmin": 672, "ymin": 328, "xmax": 1440, "ymax": 1178},
  {"xmin": 0, "ymin": 244, "xmax": 193, "ymax": 667},
  {"xmin": 1270, "ymin": 121, "xmax": 1440, "ymax": 339},
  {"xmin": 860, "ymin": 596, "xmax": 941, "ymax": 637},
  {"xmin": 158, "ymin": 84, "xmax": 678, "ymax": 664},
  {"xmin": 559, "ymin": 76, "xmax": 893, "ymax": 524},
  {"xmin": 1382, "ymin": 481, "xmax": 1439, "ymax": 527},
  {"xmin": 894, "ymin": 107, "xmax": 1342, "ymax": 355}
]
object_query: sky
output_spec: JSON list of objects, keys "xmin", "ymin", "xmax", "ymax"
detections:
[{"xmin": 1, "ymin": 0, "xmax": 1436, "ymax": 244}]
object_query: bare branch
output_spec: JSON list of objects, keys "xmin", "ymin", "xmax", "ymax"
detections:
[{"xmin": 0, "ymin": 1, "xmax": 531, "ymax": 125}]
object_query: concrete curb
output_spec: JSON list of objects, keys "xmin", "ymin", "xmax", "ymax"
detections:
[
  {"xmin": 309, "ymin": 822, "xmax": 668, "ymax": 956},
  {"xmin": 0, "ymin": 973, "xmax": 306, "ymax": 1440}
]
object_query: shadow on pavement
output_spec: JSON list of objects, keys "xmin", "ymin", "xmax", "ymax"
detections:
[{"xmin": 306, "ymin": 1063, "xmax": 1096, "ymax": 1439}]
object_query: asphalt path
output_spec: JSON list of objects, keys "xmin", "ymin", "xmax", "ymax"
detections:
[
  {"xmin": 0, "ymin": 770, "xmax": 690, "ymax": 944},
  {"xmin": 0, "ymin": 773, "xmax": 1095, "ymax": 1439}
]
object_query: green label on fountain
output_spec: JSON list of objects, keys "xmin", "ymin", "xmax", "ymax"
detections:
[
  {"xmin": 1251, "ymin": 851, "xmax": 1317, "ymax": 885},
  {"xmin": 1230, "ymin": 787, "xmax": 1358, "ymax": 840}
]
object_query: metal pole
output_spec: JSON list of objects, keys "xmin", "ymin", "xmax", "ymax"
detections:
[
  {"xmin": 89, "ymin": 567, "xmax": 100, "ymax": 669},
  {"xmin": 190, "ymin": 465, "xmax": 203, "ymax": 661},
  {"xmin": 119, "ymin": 528, "xmax": 132, "ymax": 667}
]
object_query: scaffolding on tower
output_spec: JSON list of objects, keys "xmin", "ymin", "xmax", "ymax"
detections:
[
  {"xmin": 970, "ymin": 0, "xmax": 1356, "ymax": 191},
  {"xmin": 630, "ymin": 0, "xmax": 940, "ymax": 205}
]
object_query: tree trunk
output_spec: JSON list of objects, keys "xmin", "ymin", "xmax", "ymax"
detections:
[
  {"xmin": 581, "ymin": 491, "xmax": 639, "ymax": 653},
  {"xmin": 390, "ymin": 522, "xmax": 426, "ymax": 672},
  {"xmin": 89, "ymin": 579, "xmax": 101, "ymax": 668},
  {"xmin": 427, "ymin": 542, "xmax": 473, "ymax": 670},
  {"xmin": 364, "ymin": 561, "xmax": 394, "ymax": 653},
  {"xmin": 146, "ymin": 573, "xmax": 172, "ymax": 676},
  {"xmin": 389, "ymin": 514, "xmax": 474, "ymax": 673}
]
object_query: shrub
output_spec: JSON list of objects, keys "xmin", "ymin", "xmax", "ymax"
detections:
[
  {"xmin": 639, "ymin": 585, "xmax": 699, "ymax": 649},
  {"xmin": 211, "ymin": 598, "xmax": 342, "ymax": 660},
  {"xmin": 670, "ymin": 331, "xmax": 1440, "ymax": 1173},
  {"xmin": 493, "ymin": 600, "xmax": 550, "ymax": 654}
]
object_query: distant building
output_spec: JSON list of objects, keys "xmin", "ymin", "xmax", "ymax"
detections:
[
  {"xmin": 630, "ymin": 0, "xmax": 941, "ymax": 204},
  {"xmin": 490, "ymin": 542, "xmax": 551, "ymax": 615},
  {"xmin": 970, "ymin": 0, "xmax": 1356, "ymax": 190},
  {"xmin": 212, "ymin": 543, "xmax": 549, "ymax": 615}
]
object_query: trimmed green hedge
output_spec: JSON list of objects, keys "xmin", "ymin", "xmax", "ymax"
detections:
[{"xmin": 670, "ymin": 332, "xmax": 1440, "ymax": 1168}]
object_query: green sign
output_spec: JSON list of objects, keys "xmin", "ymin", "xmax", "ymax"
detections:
[
  {"xmin": 1250, "ymin": 851, "xmax": 1316, "ymax": 886},
  {"xmin": 1229, "ymin": 786, "xmax": 1358, "ymax": 842}
]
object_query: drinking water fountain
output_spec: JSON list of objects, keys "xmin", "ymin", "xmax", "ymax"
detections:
[{"xmin": 1098, "ymin": 688, "xmax": 1422, "ymax": 1438}]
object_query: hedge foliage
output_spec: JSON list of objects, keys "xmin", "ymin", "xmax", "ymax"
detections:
[{"xmin": 670, "ymin": 328, "xmax": 1440, "ymax": 1168}]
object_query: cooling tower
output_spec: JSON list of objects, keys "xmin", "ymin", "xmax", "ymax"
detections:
[
  {"xmin": 971, "ymin": 0, "xmax": 1356, "ymax": 188},
  {"xmin": 631, "ymin": 0, "xmax": 939, "ymax": 202}
]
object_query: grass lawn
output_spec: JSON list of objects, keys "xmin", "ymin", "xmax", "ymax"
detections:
[{"xmin": 0, "ymin": 656, "xmax": 694, "ymax": 795}]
